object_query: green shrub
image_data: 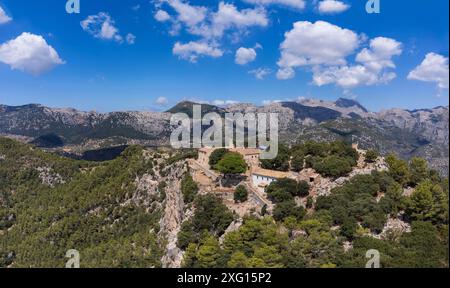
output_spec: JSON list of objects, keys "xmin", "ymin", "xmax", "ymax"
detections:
[
  {"xmin": 215, "ymin": 152, "xmax": 247, "ymax": 174},
  {"xmin": 365, "ymin": 149, "xmax": 379, "ymax": 163},
  {"xmin": 234, "ymin": 185, "xmax": 248, "ymax": 203},
  {"xmin": 181, "ymin": 174, "xmax": 198, "ymax": 204}
]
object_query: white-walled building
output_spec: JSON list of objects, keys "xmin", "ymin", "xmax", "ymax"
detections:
[{"xmin": 251, "ymin": 167, "xmax": 291, "ymax": 193}]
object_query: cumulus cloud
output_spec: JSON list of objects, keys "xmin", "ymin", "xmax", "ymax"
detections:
[
  {"xmin": 155, "ymin": 10, "xmax": 171, "ymax": 22},
  {"xmin": 276, "ymin": 21, "xmax": 360, "ymax": 79},
  {"xmin": 157, "ymin": 1, "xmax": 268, "ymax": 61},
  {"xmin": 189, "ymin": 1, "xmax": 268, "ymax": 40},
  {"xmin": 312, "ymin": 65, "xmax": 396, "ymax": 89},
  {"xmin": 81, "ymin": 12, "xmax": 135, "ymax": 44},
  {"xmin": 317, "ymin": 0, "xmax": 350, "ymax": 14},
  {"xmin": 0, "ymin": 6, "xmax": 12, "ymax": 24},
  {"xmin": 312, "ymin": 37, "xmax": 402, "ymax": 89},
  {"xmin": 408, "ymin": 53, "xmax": 449, "ymax": 90},
  {"xmin": 243, "ymin": 0, "xmax": 306, "ymax": 10},
  {"xmin": 172, "ymin": 41, "xmax": 223, "ymax": 62},
  {"xmin": 168, "ymin": 0, "xmax": 207, "ymax": 27},
  {"xmin": 356, "ymin": 37, "xmax": 402, "ymax": 71},
  {"xmin": 0, "ymin": 32, "xmax": 65, "ymax": 75},
  {"xmin": 235, "ymin": 47, "xmax": 257, "ymax": 65},
  {"xmin": 276, "ymin": 21, "xmax": 402, "ymax": 91},
  {"xmin": 276, "ymin": 67, "xmax": 295, "ymax": 80},
  {"xmin": 156, "ymin": 96, "xmax": 169, "ymax": 106},
  {"xmin": 249, "ymin": 68, "xmax": 272, "ymax": 79}
]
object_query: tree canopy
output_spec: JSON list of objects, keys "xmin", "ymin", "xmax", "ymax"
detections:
[{"xmin": 215, "ymin": 152, "xmax": 247, "ymax": 174}]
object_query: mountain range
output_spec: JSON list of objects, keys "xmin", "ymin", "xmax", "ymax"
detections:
[{"xmin": 0, "ymin": 98, "xmax": 448, "ymax": 175}]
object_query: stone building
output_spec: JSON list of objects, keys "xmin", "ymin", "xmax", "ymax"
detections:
[
  {"xmin": 297, "ymin": 168, "xmax": 321, "ymax": 185},
  {"xmin": 197, "ymin": 147, "xmax": 261, "ymax": 169},
  {"xmin": 197, "ymin": 147, "xmax": 211, "ymax": 167},
  {"xmin": 196, "ymin": 147, "xmax": 294, "ymax": 193},
  {"xmin": 231, "ymin": 148, "xmax": 260, "ymax": 168}
]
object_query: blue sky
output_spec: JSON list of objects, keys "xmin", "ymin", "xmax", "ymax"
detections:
[{"xmin": 0, "ymin": 0, "xmax": 448, "ymax": 112}]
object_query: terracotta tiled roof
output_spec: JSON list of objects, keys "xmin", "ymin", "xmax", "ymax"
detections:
[
  {"xmin": 198, "ymin": 147, "xmax": 261, "ymax": 155},
  {"xmin": 251, "ymin": 167, "xmax": 290, "ymax": 179},
  {"xmin": 230, "ymin": 148, "xmax": 261, "ymax": 155}
]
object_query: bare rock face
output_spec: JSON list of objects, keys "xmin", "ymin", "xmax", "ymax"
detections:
[
  {"xmin": 299, "ymin": 97, "xmax": 370, "ymax": 118},
  {"xmin": 159, "ymin": 161, "xmax": 187, "ymax": 268},
  {"xmin": 36, "ymin": 167, "xmax": 65, "ymax": 187},
  {"xmin": 376, "ymin": 217, "xmax": 411, "ymax": 241},
  {"xmin": 343, "ymin": 241, "xmax": 353, "ymax": 252},
  {"xmin": 375, "ymin": 106, "xmax": 449, "ymax": 145},
  {"xmin": 219, "ymin": 219, "xmax": 243, "ymax": 244},
  {"xmin": 131, "ymin": 174, "xmax": 161, "ymax": 209},
  {"xmin": 291, "ymin": 229, "xmax": 307, "ymax": 239}
]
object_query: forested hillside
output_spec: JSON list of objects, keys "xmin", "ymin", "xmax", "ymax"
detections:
[
  {"xmin": 0, "ymin": 138, "xmax": 176, "ymax": 267},
  {"xmin": 0, "ymin": 138, "xmax": 448, "ymax": 268},
  {"xmin": 180, "ymin": 177, "xmax": 448, "ymax": 268}
]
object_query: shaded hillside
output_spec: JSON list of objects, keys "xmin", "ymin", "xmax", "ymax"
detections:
[
  {"xmin": 335, "ymin": 98, "xmax": 368, "ymax": 112},
  {"xmin": 281, "ymin": 102, "xmax": 342, "ymax": 122},
  {"xmin": 166, "ymin": 101, "xmax": 225, "ymax": 118},
  {"xmin": 30, "ymin": 133, "xmax": 64, "ymax": 148}
]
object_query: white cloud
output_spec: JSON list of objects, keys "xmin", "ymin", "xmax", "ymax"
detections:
[
  {"xmin": 0, "ymin": 6, "xmax": 12, "ymax": 24},
  {"xmin": 235, "ymin": 47, "xmax": 257, "ymax": 65},
  {"xmin": 276, "ymin": 67, "xmax": 295, "ymax": 80},
  {"xmin": 356, "ymin": 37, "xmax": 402, "ymax": 71},
  {"xmin": 156, "ymin": 96, "xmax": 169, "ymax": 106},
  {"xmin": 126, "ymin": 33, "xmax": 136, "ymax": 45},
  {"xmin": 249, "ymin": 67, "xmax": 272, "ymax": 79},
  {"xmin": 155, "ymin": 10, "xmax": 171, "ymax": 22},
  {"xmin": 408, "ymin": 53, "xmax": 449, "ymax": 90},
  {"xmin": 312, "ymin": 37, "xmax": 402, "ymax": 89},
  {"xmin": 132, "ymin": 4, "xmax": 141, "ymax": 11},
  {"xmin": 276, "ymin": 21, "xmax": 402, "ymax": 90},
  {"xmin": 317, "ymin": 0, "xmax": 350, "ymax": 14},
  {"xmin": 172, "ymin": 41, "xmax": 223, "ymax": 62},
  {"xmin": 243, "ymin": 0, "xmax": 306, "ymax": 10},
  {"xmin": 214, "ymin": 2, "xmax": 268, "ymax": 33},
  {"xmin": 194, "ymin": 1, "xmax": 268, "ymax": 39},
  {"xmin": 168, "ymin": 0, "xmax": 207, "ymax": 27},
  {"xmin": 81, "ymin": 12, "xmax": 124, "ymax": 43},
  {"xmin": 277, "ymin": 21, "xmax": 360, "ymax": 79},
  {"xmin": 312, "ymin": 65, "xmax": 396, "ymax": 89},
  {"xmin": 158, "ymin": 1, "xmax": 268, "ymax": 61},
  {"xmin": 0, "ymin": 32, "xmax": 65, "ymax": 75}
]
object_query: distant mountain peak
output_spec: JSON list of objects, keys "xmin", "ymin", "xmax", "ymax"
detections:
[{"xmin": 166, "ymin": 101, "xmax": 225, "ymax": 117}]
